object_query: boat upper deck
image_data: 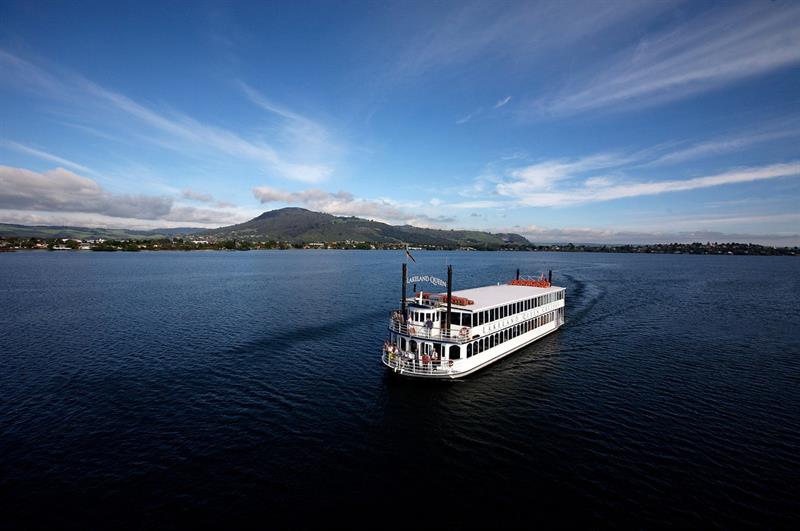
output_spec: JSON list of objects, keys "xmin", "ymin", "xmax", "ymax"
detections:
[{"xmin": 407, "ymin": 283, "xmax": 564, "ymax": 312}]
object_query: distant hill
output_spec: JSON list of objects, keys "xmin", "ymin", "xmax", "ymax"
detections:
[
  {"xmin": 0, "ymin": 208, "xmax": 530, "ymax": 248},
  {"xmin": 0, "ymin": 223, "xmax": 197, "ymax": 240},
  {"xmin": 200, "ymin": 208, "xmax": 530, "ymax": 248}
]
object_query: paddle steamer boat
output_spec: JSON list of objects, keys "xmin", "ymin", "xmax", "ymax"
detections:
[{"xmin": 382, "ymin": 264, "xmax": 565, "ymax": 379}]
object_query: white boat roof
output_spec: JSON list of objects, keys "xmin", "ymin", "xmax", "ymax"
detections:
[{"xmin": 410, "ymin": 283, "xmax": 564, "ymax": 311}]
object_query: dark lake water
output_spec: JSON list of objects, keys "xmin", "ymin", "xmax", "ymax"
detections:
[{"xmin": 1, "ymin": 250, "xmax": 798, "ymax": 528}]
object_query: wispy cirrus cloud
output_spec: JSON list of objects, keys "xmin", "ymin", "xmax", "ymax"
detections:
[
  {"xmin": 494, "ymin": 96, "xmax": 511, "ymax": 109},
  {"xmin": 640, "ymin": 125, "xmax": 800, "ymax": 168},
  {"xmin": 252, "ymin": 186, "xmax": 453, "ymax": 226},
  {"xmin": 392, "ymin": 1, "xmax": 671, "ymax": 80},
  {"xmin": 1, "ymin": 140, "xmax": 95, "ymax": 175},
  {"xmin": 456, "ymin": 95, "xmax": 512, "ymax": 124},
  {"xmin": 538, "ymin": 2, "xmax": 800, "ymax": 115},
  {"xmin": 238, "ymin": 81, "xmax": 341, "ymax": 181},
  {"xmin": 0, "ymin": 51, "xmax": 339, "ymax": 183},
  {"xmin": 456, "ymin": 108, "xmax": 482, "ymax": 124}
]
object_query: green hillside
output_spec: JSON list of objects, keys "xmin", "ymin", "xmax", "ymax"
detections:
[
  {"xmin": 0, "ymin": 223, "xmax": 196, "ymax": 240},
  {"xmin": 201, "ymin": 208, "xmax": 530, "ymax": 248}
]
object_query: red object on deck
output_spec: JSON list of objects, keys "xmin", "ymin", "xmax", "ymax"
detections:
[
  {"xmin": 415, "ymin": 292, "xmax": 475, "ymax": 306},
  {"xmin": 509, "ymin": 278, "xmax": 551, "ymax": 288}
]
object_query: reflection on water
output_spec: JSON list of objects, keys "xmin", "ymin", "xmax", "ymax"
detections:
[{"xmin": 1, "ymin": 250, "xmax": 799, "ymax": 528}]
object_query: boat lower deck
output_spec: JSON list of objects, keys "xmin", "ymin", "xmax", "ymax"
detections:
[{"xmin": 382, "ymin": 320, "xmax": 562, "ymax": 379}]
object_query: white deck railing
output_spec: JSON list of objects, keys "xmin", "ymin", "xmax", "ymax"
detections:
[
  {"xmin": 388, "ymin": 319, "xmax": 472, "ymax": 343},
  {"xmin": 382, "ymin": 350, "xmax": 459, "ymax": 376}
]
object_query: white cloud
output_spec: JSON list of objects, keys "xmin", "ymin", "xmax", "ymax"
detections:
[
  {"xmin": 499, "ymin": 161, "xmax": 800, "ymax": 207},
  {"xmin": 499, "ymin": 153, "xmax": 631, "ymax": 195},
  {"xmin": 181, "ymin": 188, "xmax": 221, "ymax": 203},
  {"xmin": 514, "ymin": 223, "xmax": 800, "ymax": 246},
  {"xmin": 0, "ymin": 165, "xmax": 243, "ymax": 225},
  {"xmin": 541, "ymin": 2, "xmax": 800, "ymax": 114}
]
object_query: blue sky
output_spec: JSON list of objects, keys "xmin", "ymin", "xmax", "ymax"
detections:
[{"xmin": 1, "ymin": 0, "xmax": 799, "ymax": 244}]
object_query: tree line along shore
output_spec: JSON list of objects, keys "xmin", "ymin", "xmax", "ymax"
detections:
[{"xmin": 0, "ymin": 237, "xmax": 797, "ymax": 255}]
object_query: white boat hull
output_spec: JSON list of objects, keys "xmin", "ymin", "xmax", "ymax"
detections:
[{"xmin": 382, "ymin": 319, "xmax": 562, "ymax": 379}]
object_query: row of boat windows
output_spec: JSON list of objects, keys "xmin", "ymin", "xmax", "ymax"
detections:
[
  {"xmin": 395, "ymin": 309, "xmax": 561, "ymax": 359},
  {"xmin": 452, "ymin": 290, "xmax": 564, "ymax": 327},
  {"xmin": 410, "ymin": 310, "xmax": 439, "ymax": 323},
  {"xmin": 459, "ymin": 311, "xmax": 559, "ymax": 359},
  {"xmin": 409, "ymin": 290, "xmax": 564, "ymax": 326}
]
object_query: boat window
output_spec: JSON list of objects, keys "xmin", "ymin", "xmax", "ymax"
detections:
[
  {"xmin": 410, "ymin": 340, "xmax": 417, "ymax": 352},
  {"xmin": 466, "ymin": 344, "xmax": 472, "ymax": 358},
  {"xmin": 463, "ymin": 313, "xmax": 471, "ymax": 327},
  {"xmin": 401, "ymin": 337, "xmax": 406, "ymax": 350},
  {"xmin": 450, "ymin": 345, "xmax": 461, "ymax": 360}
]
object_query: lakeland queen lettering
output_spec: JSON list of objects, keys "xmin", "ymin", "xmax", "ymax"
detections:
[{"xmin": 407, "ymin": 275, "xmax": 447, "ymax": 287}]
